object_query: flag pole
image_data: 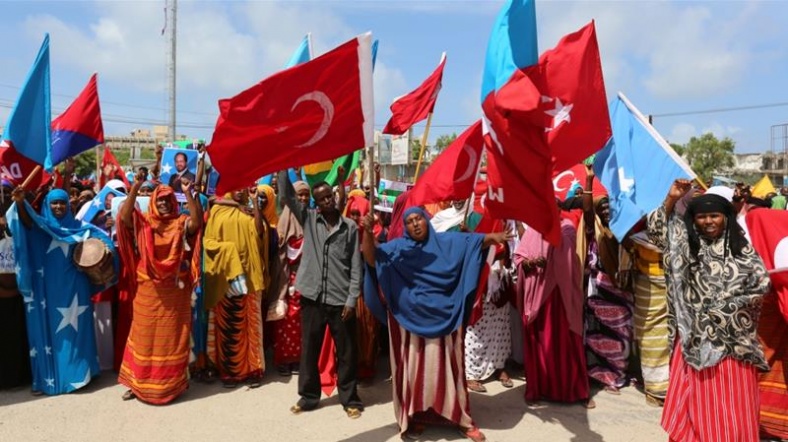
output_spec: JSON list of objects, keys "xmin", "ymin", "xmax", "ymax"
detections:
[
  {"xmin": 412, "ymin": 112, "xmax": 433, "ymax": 183},
  {"xmin": 20, "ymin": 165, "xmax": 42, "ymax": 190},
  {"xmin": 95, "ymin": 145, "xmax": 101, "ymax": 191},
  {"xmin": 367, "ymin": 144, "xmax": 375, "ymax": 214},
  {"xmin": 462, "ymin": 150, "xmax": 484, "ymax": 225}
]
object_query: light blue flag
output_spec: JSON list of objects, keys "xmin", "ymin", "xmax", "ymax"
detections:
[
  {"xmin": 593, "ymin": 93, "xmax": 696, "ymax": 241},
  {"xmin": 2, "ymin": 34, "xmax": 53, "ymax": 171},
  {"xmin": 284, "ymin": 33, "xmax": 311, "ymax": 68},
  {"xmin": 480, "ymin": 0, "xmax": 538, "ymax": 102}
]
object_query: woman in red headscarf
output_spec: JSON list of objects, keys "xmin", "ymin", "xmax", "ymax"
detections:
[
  {"xmin": 117, "ymin": 171, "xmax": 203, "ymax": 404},
  {"xmin": 345, "ymin": 191, "xmax": 378, "ymax": 381}
]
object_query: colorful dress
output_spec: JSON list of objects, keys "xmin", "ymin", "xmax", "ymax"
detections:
[
  {"xmin": 203, "ymin": 201, "xmax": 267, "ymax": 384},
  {"xmin": 117, "ymin": 186, "xmax": 200, "ymax": 404},
  {"xmin": 648, "ymin": 204, "xmax": 770, "ymax": 441}
]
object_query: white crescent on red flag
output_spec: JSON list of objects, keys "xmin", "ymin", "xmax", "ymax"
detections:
[
  {"xmin": 208, "ymin": 33, "xmax": 374, "ymax": 194},
  {"xmin": 408, "ymin": 120, "xmax": 483, "ymax": 207}
]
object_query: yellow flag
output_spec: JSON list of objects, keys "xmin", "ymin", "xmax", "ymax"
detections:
[{"xmin": 751, "ymin": 175, "xmax": 776, "ymax": 198}]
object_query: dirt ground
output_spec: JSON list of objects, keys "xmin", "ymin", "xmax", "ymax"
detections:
[{"xmin": 0, "ymin": 354, "xmax": 666, "ymax": 442}]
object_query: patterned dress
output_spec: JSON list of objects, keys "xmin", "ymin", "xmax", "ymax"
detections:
[
  {"xmin": 648, "ymin": 205, "xmax": 770, "ymax": 441},
  {"xmin": 464, "ymin": 262, "xmax": 512, "ymax": 381}
]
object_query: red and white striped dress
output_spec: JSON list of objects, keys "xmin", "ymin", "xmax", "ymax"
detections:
[
  {"xmin": 388, "ymin": 312, "xmax": 474, "ymax": 435},
  {"xmin": 662, "ymin": 342, "xmax": 760, "ymax": 442}
]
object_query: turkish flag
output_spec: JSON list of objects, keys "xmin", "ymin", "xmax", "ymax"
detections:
[
  {"xmin": 495, "ymin": 21, "xmax": 611, "ymax": 173},
  {"xmin": 208, "ymin": 34, "xmax": 374, "ymax": 194},
  {"xmin": 481, "ymin": 21, "xmax": 609, "ymax": 246},
  {"xmin": 746, "ymin": 209, "xmax": 788, "ymax": 321},
  {"xmin": 408, "ymin": 120, "xmax": 482, "ymax": 207},
  {"xmin": 100, "ymin": 147, "xmax": 130, "ymax": 188},
  {"xmin": 0, "ymin": 141, "xmax": 52, "ymax": 190},
  {"xmin": 382, "ymin": 53, "xmax": 446, "ymax": 135},
  {"xmin": 553, "ymin": 163, "xmax": 607, "ymax": 200}
]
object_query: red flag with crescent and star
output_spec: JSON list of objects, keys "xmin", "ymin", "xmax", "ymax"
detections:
[
  {"xmin": 746, "ymin": 209, "xmax": 788, "ymax": 321},
  {"xmin": 482, "ymin": 21, "xmax": 609, "ymax": 245},
  {"xmin": 208, "ymin": 33, "xmax": 374, "ymax": 194},
  {"xmin": 382, "ymin": 52, "xmax": 446, "ymax": 136},
  {"xmin": 407, "ymin": 120, "xmax": 483, "ymax": 207}
]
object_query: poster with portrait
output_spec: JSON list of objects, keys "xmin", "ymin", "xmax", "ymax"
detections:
[{"xmin": 160, "ymin": 148, "xmax": 198, "ymax": 194}]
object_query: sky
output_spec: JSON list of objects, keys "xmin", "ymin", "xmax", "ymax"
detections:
[{"xmin": 0, "ymin": 0, "xmax": 787, "ymax": 155}]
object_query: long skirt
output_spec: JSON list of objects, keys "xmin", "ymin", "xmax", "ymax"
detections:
[
  {"xmin": 465, "ymin": 300, "xmax": 511, "ymax": 381},
  {"xmin": 661, "ymin": 343, "xmax": 759, "ymax": 442},
  {"xmin": 356, "ymin": 296, "xmax": 378, "ymax": 380},
  {"xmin": 633, "ymin": 272, "xmax": 670, "ymax": 399},
  {"xmin": 207, "ymin": 292, "xmax": 264, "ymax": 382},
  {"xmin": 274, "ymin": 281, "xmax": 302, "ymax": 366},
  {"xmin": 523, "ymin": 288, "xmax": 589, "ymax": 402},
  {"xmin": 586, "ymin": 271, "xmax": 633, "ymax": 389},
  {"xmin": 118, "ymin": 280, "xmax": 191, "ymax": 405},
  {"xmin": 758, "ymin": 295, "xmax": 788, "ymax": 439},
  {"xmin": 0, "ymin": 295, "xmax": 31, "ymax": 389},
  {"xmin": 388, "ymin": 313, "xmax": 473, "ymax": 435}
]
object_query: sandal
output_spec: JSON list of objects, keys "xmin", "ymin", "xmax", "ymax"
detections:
[
  {"xmin": 122, "ymin": 390, "xmax": 136, "ymax": 401},
  {"xmin": 583, "ymin": 398, "xmax": 596, "ymax": 409},
  {"xmin": 499, "ymin": 374, "xmax": 514, "ymax": 388},
  {"xmin": 290, "ymin": 404, "xmax": 304, "ymax": 415},
  {"xmin": 247, "ymin": 377, "xmax": 262, "ymax": 389},
  {"xmin": 603, "ymin": 386, "xmax": 621, "ymax": 395},
  {"xmin": 277, "ymin": 365, "xmax": 292, "ymax": 377},
  {"xmin": 345, "ymin": 407, "xmax": 362, "ymax": 419},
  {"xmin": 460, "ymin": 426, "xmax": 487, "ymax": 442},
  {"xmin": 222, "ymin": 380, "xmax": 239, "ymax": 389},
  {"xmin": 645, "ymin": 395, "xmax": 664, "ymax": 408},
  {"xmin": 467, "ymin": 380, "xmax": 487, "ymax": 393}
]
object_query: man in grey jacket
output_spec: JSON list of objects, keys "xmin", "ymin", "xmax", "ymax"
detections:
[{"xmin": 279, "ymin": 170, "xmax": 364, "ymax": 419}]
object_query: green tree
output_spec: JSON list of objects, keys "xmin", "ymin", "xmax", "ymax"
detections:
[
  {"xmin": 410, "ymin": 139, "xmax": 423, "ymax": 163},
  {"xmin": 679, "ymin": 133, "xmax": 735, "ymax": 182},
  {"xmin": 433, "ymin": 133, "xmax": 458, "ymax": 154},
  {"xmin": 72, "ymin": 150, "xmax": 97, "ymax": 178},
  {"xmin": 670, "ymin": 143, "xmax": 685, "ymax": 157}
]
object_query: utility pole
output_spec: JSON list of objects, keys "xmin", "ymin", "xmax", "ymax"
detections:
[{"xmin": 167, "ymin": 0, "xmax": 177, "ymax": 143}]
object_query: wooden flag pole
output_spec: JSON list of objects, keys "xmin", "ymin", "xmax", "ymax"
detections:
[
  {"xmin": 412, "ymin": 112, "xmax": 434, "ymax": 183},
  {"xmin": 367, "ymin": 144, "xmax": 375, "ymax": 214},
  {"xmin": 95, "ymin": 145, "xmax": 102, "ymax": 191},
  {"xmin": 20, "ymin": 165, "xmax": 42, "ymax": 190}
]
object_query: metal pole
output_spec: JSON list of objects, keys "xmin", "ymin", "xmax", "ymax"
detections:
[{"xmin": 167, "ymin": 0, "xmax": 177, "ymax": 142}]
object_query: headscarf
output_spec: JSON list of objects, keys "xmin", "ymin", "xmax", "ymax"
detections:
[
  {"xmin": 140, "ymin": 181, "xmax": 156, "ymax": 191},
  {"xmin": 106, "ymin": 179, "xmax": 127, "ymax": 194},
  {"xmin": 364, "ymin": 206, "xmax": 486, "ymax": 338},
  {"xmin": 347, "ymin": 188, "xmax": 366, "ymax": 200},
  {"xmin": 42, "ymin": 188, "xmax": 82, "ymax": 230},
  {"xmin": 683, "ymin": 193, "xmax": 747, "ymax": 258},
  {"xmin": 387, "ymin": 189, "xmax": 412, "ymax": 240},
  {"xmin": 257, "ymin": 184, "xmax": 279, "ymax": 226},
  {"xmin": 344, "ymin": 193, "xmax": 370, "ymax": 221},
  {"xmin": 293, "ymin": 181, "xmax": 309, "ymax": 194},
  {"xmin": 147, "ymin": 185, "xmax": 180, "ymax": 232},
  {"xmin": 430, "ymin": 200, "xmax": 469, "ymax": 232}
]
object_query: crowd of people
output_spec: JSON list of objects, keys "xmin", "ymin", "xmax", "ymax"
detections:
[{"xmin": 2, "ymin": 147, "xmax": 788, "ymax": 442}]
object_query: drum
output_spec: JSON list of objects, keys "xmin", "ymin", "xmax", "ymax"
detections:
[{"xmin": 73, "ymin": 238, "xmax": 114, "ymax": 286}]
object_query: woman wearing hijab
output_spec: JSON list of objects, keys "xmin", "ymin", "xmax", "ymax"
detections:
[
  {"xmin": 580, "ymin": 191, "xmax": 634, "ymax": 394},
  {"xmin": 272, "ymin": 180, "xmax": 309, "ymax": 376},
  {"xmin": 361, "ymin": 207, "xmax": 511, "ymax": 442},
  {"xmin": 649, "ymin": 179, "xmax": 770, "ymax": 441},
  {"xmin": 515, "ymin": 215, "xmax": 592, "ymax": 407},
  {"xmin": 117, "ymin": 171, "xmax": 202, "ymax": 404},
  {"xmin": 7, "ymin": 187, "xmax": 117, "ymax": 395},
  {"xmin": 344, "ymin": 191, "xmax": 378, "ymax": 381}
]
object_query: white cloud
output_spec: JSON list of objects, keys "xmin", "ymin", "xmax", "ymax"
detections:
[
  {"xmin": 372, "ymin": 61, "xmax": 408, "ymax": 125},
  {"xmin": 666, "ymin": 121, "xmax": 742, "ymax": 145},
  {"xmin": 667, "ymin": 122, "xmax": 697, "ymax": 145},
  {"xmin": 537, "ymin": 1, "xmax": 770, "ymax": 100}
]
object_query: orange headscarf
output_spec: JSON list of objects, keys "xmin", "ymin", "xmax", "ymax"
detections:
[
  {"xmin": 140, "ymin": 185, "xmax": 192, "ymax": 282},
  {"xmin": 257, "ymin": 184, "xmax": 279, "ymax": 226}
]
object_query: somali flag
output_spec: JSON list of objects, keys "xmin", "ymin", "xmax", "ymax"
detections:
[
  {"xmin": 6, "ymin": 195, "xmax": 117, "ymax": 395},
  {"xmin": 593, "ymin": 93, "xmax": 696, "ymax": 241}
]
